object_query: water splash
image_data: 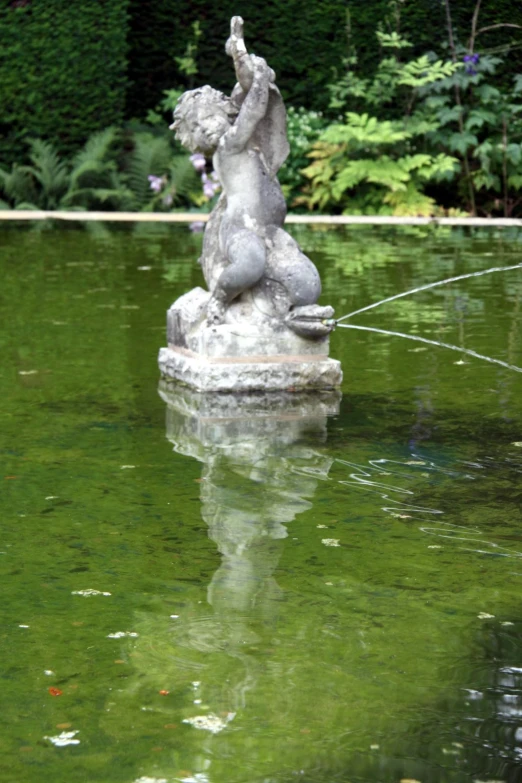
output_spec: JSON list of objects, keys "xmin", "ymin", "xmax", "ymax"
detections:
[
  {"xmin": 336, "ymin": 323, "xmax": 522, "ymax": 373},
  {"xmin": 336, "ymin": 263, "xmax": 522, "ymax": 322}
]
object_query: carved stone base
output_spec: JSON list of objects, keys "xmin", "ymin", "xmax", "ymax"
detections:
[
  {"xmin": 158, "ymin": 345, "xmax": 342, "ymax": 392},
  {"xmin": 158, "ymin": 286, "xmax": 343, "ymax": 392}
]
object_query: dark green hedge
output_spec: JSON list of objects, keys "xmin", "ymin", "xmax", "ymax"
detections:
[
  {"xmin": 0, "ymin": 0, "xmax": 129, "ymax": 164},
  {"xmin": 125, "ymin": 0, "xmax": 348, "ymax": 119}
]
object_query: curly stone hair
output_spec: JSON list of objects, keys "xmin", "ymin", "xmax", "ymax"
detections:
[{"xmin": 170, "ymin": 86, "xmax": 238, "ymax": 148}]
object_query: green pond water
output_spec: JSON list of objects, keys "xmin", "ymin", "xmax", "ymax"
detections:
[{"xmin": 1, "ymin": 222, "xmax": 522, "ymax": 783}]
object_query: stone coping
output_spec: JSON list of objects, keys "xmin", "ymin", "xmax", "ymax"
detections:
[{"xmin": 1, "ymin": 210, "xmax": 521, "ymax": 227}]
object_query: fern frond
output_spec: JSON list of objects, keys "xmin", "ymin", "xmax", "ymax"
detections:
[
  {"xmin": 25, "ymin": 140, "xmax": 70, "ymax": 207},
  {"xmin": 71, "ymin": 127, "xmax": 120, "ymax": 169},
  {"xmin": 0, "ymin": 166, "xmax": 39, "ymax": 206},
  {"xmin": 125, "ymin": 133, "xmax": 173, "ymax": 207},
  {"xmin": 62, "ymin": 186, "xmax": 136, "ymax": 211},
  {"xmin": 169, "ymin": 154, "xmax": 200, "ymax": 205}
]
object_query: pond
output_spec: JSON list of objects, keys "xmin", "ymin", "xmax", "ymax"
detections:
[{"xmin": 1, "ymin": 222, "xmax": 521, "ymax": 783}]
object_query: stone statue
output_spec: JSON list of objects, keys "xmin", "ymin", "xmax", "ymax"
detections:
[{"xmin": 158, "ymin": 17, "xmax": 342, "ymax": 392}]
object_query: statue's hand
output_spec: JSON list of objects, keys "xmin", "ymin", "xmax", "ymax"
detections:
[
  {"xmin": 226, "ymin": 16, "xmax": 246, "ymax": 58},
  {"xmin": 250, "ymin": 54, "xmax": 275, "ymax": 83}
]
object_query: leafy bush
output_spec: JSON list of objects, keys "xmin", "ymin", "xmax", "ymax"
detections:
[
  {"xmin": 302, "ymin": 34, "xmax": 461, "ymax": 215},
  {"xmin": 301, "ymin": 7, "xmax": 522, "ymax": 217},
  {"xmin": 278, "ymin": 107, "xmax": 328, "ymax": 208}
]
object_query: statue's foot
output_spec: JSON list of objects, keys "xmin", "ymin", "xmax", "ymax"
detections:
[{"xmin": 206, "ymin": 296, "xmax": 227, "ymax": 326}]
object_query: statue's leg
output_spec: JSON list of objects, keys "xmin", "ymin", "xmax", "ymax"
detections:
[
  {"xmin": 207, "ymin": 228, "xmax": 266, "ymax": 324},
  {"xmin": 265, "ymin": 229, "xmax": 321, "ymax": 307}
]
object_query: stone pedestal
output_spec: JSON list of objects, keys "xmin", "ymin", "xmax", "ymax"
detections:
[{"xmin": 158, "ymin": 287, "xmax": 342, "ymax": 393}]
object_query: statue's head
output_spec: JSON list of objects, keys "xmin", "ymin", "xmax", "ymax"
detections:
[{"xmin": 170, "ymin": 86, "xmax": 237, "ymax": 155}]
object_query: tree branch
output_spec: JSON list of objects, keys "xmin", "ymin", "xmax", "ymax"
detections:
[{"xmin": 468, "ymin": 0, "xmax": 482, "ymax": 52}]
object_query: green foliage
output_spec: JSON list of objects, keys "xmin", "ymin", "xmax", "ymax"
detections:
[
  {"xmin": 0, "ymin": 1, "xmax": 129, "ymax": 165},
  {"xmin": 175, "ymin": 21, "xmax": 202, "ymax": 82},
  {"xmin": 302, "ymin": 5, "xmax": 522, "ymax": 217},
  {"xmin": 278, "ymin": 107, "xmax": 328, "ymax": 208},
  {"xmin": 303, "ymin": 47, "xmax": 460, "ymax": 215},
  {"xmin": 345, "ymin": 0, "xmax": 522, "ymax": 97},
  {"xmin": 0, "ymin": 129, "xmax": 200, "ymax": 213},
  {"xmin": 419, "ymin": 51, "xmax": 522, "ymax": 216}
]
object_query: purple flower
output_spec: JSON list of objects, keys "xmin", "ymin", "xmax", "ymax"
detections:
[
  {"xmin": 201, "ymin": 172, "xmax": 220, "ymax": 199},
  {"xmin": 189, "ymin": 221, "xmax": 205, "ymax": 233},
  {"xmin": 148, "ymin": 175, "xmax": 164, "ymax": 193},
  {"xmin": 463, "ymin": 53, "xmax": 480, "ymax": 75},
  {"xmin": 190, "ymin": 153, "xmax": 206, "ymax": 172}
]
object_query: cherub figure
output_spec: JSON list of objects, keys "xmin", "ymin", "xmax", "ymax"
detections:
[{"xmin": 171, "ymin": 17, "xmax": 332, "ymax": 337}]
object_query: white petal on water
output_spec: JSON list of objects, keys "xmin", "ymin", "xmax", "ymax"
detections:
[
  {"xmin": 428, "ymin": 545, "xmax": 442, "ymax": 549},
  {"xmin": 19, "ymin": 624, "xmax": 30, "ymax": 628},
  {"xmin": 45, "ymin": 496, "xmax": 59, "ymax": 500},
  {"xmin": 18, "ymin": 370, "xmax": 38, "ymax": 376},
  {"xmin": 183, "ymin": 712, "xmax": 235, "ymax": 734},
  {"xmin": 120, "ymin": 465, "xmax": 136, "ymax": 469},
  {"xmin": 170, "ymin": 614, "xmax": 179, "ymax": 619},
  {"xmin": 134, "ymin": 778, "xmax": 168, "ymax": 783},
  {"xmin": 512, "ymin": 442, "xmax": 522, "ymax": 447},
  {"xmin": 501, "ymin": 621, "xmax": 515, "ymax": 626},
  {"xmin": 44, "ymin": 730, "xmax": 80, "ymax": 747},
  {"xmin": 317, "ymin": 524, "xmax": 328, "ymax": 528},
  {"xmin": 478, "ymin": 612, "xmax": 495, "ymax": 619},
  {"xmin": 72, "ymin": 589, "xmax": 111, "ymax": 597},
  {"xmin": 137, "ymin": 266, "xmax": 152, "ymax": 271},
  {"xmin": 322, "ymin": 538, "xmax": 340, "ymax": 547},
  {"xmin": 106, "ymin": 631, "xmax": 139, "ymax": 639},
  {"xmin": 44, "ymin": 670, "xmax": 55, "ymax": 676}
]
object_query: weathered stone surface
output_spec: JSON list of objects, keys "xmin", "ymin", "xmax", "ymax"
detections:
[
  {"xmin": 158, "ymin": 346, "xmax": 342, "ymax": 393},
  {"xmin": 158, "ymin": 16, "xmax": 342, "ymax": 393},
  {"xmin": 158, "ymin": 380, "xmax": 341, "ymax": 423}
]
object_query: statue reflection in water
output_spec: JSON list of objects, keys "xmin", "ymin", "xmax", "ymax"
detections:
[
  {"xmin": 161, "ymin": 386, "xmax": 337, "ymax": 713},
  {"xmin": 105, "ymin": 386, "xmax": 340, "ymax": 783}
]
